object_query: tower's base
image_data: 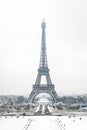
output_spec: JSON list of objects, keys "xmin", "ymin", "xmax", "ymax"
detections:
[{"xmin": 28, "ymin": 84, "xmax": 58, "ymax": 103}]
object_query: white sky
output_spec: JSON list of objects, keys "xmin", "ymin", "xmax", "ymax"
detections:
[{"xmin": 0, "ymin": 0, "xmax": 87, "ymax": 96}]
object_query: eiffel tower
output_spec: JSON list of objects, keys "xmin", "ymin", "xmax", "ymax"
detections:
[{"xmin": 28, "ymin": 20, "xmax": 58, "ymax": 103}]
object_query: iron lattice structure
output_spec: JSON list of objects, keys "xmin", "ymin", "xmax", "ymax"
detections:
[{"xmin": 28, "ymin": 20, "xmax": 58, "ymax": 103}]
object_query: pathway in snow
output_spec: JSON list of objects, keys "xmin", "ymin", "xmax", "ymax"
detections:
[
  {"xmin": 0, "ymin": 115, "xmax": 87, "ymax": 130},
  {"xmin": 55, "ymin": 118, "xmax": 66, "ymax": 130},
  {"xmin": 23, "ymin": 118, "xmax": 33, "ymax": 130},
  {"xmin": 28, "ymin": 116, "xmax": 62, "ymax": 130}
]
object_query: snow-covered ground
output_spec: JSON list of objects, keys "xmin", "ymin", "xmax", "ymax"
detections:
[{"xmin": 0, "ymin": 115, "xmax": 87, "ymax": 130}]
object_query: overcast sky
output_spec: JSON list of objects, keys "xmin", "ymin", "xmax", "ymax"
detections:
[{"xmin": 0, "ymin": 0, "xmax": 87, "ymax": 96}]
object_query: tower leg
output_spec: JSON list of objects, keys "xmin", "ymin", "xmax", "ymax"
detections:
[{"xmin": 28, "ymin": 89, "xmax": 37, "ymax": 103}]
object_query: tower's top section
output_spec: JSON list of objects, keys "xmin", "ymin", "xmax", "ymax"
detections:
[
  {"xmin": 41, "ymin": 19, "xmax": 46, "ymax": 28},
  {"xmin": 39, "ymin": 20, "xmax": 48, "ymax": 68}
]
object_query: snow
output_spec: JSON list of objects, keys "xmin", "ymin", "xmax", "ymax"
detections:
[{"xmin": 0, "ymin": 115, "xmax": 87, "ymax": 130}]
